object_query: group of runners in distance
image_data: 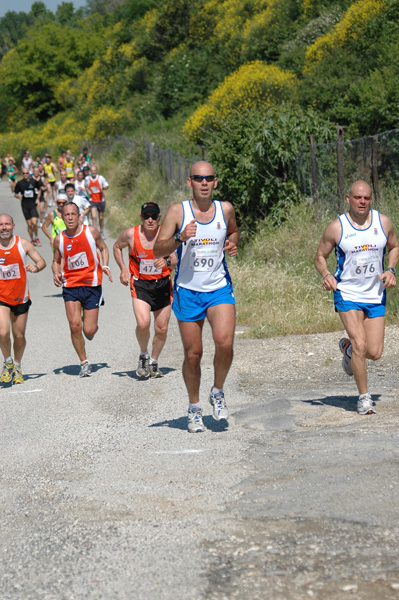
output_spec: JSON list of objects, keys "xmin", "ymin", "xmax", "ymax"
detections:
[
  {"xmin": 0, "ymin": 150, "xmax": 397, "ymax": 430},
  {"xmin": 0, "ymin": 148, "xmax": 109, "ymax": 248}
]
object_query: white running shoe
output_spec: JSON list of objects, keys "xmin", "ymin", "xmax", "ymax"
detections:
[
  {"xmin": 136, "ymin": 353, "xmax": 150, "ymax": 377},
  {"xmin": 209, "ymin": 390, "xmax": 229, "ymax": 421},
  {"xmin": 79, "ymin": 361, "xmax": 92, "ymax": 377},
  {"xmin": 357, "ymin": 393, "xmax": 376, "ymax": 415},
  {"xmin": 188, "ymin": 409, "xmax": 205, "ymax": 433},
  {"xmin": 339, "ymin": 337, "xmax": 353, "ymax": 376},
  {"xmin": 149, "ymin": 361, "xmax": 163, "ymax": 378}
]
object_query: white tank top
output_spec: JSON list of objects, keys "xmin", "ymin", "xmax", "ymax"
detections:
[
  {"xmin": 335, "ymin": 209, "xmax": 387, "ymax": 303},
  {"xmin": 174, "ymin": 200, "xmax": 231, "ymax": 292}
]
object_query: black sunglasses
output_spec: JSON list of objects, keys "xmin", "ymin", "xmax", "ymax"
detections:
[
  {"xmin": 190, "ymin": 175, "xmax": 215, "ymax": 183},
  {"xmin": 142, "ymin": 213, "xmax": 159, "ymax": 220}
]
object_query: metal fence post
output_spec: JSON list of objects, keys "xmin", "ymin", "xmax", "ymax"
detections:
[{"xmin": 336, "ymin": 126, "xmax": 345, "ymax": 210}]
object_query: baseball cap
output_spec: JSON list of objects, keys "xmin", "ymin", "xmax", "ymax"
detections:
[{"xmin": 141, "ymin": 202, "xmax": 160, "ymax": 215}]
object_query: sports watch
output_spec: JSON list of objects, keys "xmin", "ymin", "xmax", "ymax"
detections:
[
  {"xmin": 166, "ymin": 257, "xmax": 172, "ymax": 267},
  {"xmin": 386, "ymin": 267, "xmax": 396, "ymax": 275},
  {"xmin": 174, "ymin": 232, "xmax": 182, "ymax": 244}
]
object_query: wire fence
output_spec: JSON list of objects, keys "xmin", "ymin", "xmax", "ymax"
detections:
[
  {"xmin": 86, "ymin": 127, "xmax": 399, "ymax": 215},
  {"xmin": 295, "ymin": 126, "xmax": 399, "ymax": 214}
]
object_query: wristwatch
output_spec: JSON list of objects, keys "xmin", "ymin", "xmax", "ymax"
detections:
[
  {"xmin": 386, "ymin": 267, "xmax": 396, "ymax": 275},
  {"xmin": 166, "ymin": 257, "xmax": 171, "ymax": 267},
  {"xmin": 174, "ymin": 232, "xmax": 182, "ymax": 244}
]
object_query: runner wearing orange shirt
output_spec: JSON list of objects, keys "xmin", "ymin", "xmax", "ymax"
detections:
[
  {"xmin": 52, "ymin": 202, "xmax": 113, "ymax": 377},
  {"xmin": 0, "ymin": 213, "xmax": 46, "ymax": 384},
  {"xmin": 113, "ymin": 202, "xmax": 176, "ymax": 378}
]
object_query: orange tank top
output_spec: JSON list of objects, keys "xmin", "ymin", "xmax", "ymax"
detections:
[
  {"xmin": 87, "ymin": 175, "xmax": 104, "ymax": 203},
  {"xmin": 129, "ymin": 225, "xmax": 171, "ymax": 281},
  {"xmin": 0, "ymin": 236, "xmax": 29, "ymax": 305},
  {"xmin": 59, "ymin": 225, "xmax": 103, "ymax": 287}
]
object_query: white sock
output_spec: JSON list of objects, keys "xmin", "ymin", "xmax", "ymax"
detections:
[
  {"xmin": 149, "ymin": 357, "xmax": 157, "ymax": 364},
  {"xmin": 189, "ymin": 402, "xmax": 202, "ymax": 412},
  {"xmin": 211, "ymin": 386, "xmax": 223, "ymax": 395},
  {"xmin": 5, "ymin": 356, "xmax": 13, "ymax": 364}
]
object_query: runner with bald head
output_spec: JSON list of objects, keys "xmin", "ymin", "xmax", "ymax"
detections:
[
  {"xmin": 0, "ymin": 213, "xmax": 46, "ymax": 384},
  {"xmin": 154, "ymin": 161, "xmax": 239, "ymax": 432},
  {"xmin": 315, "ymin": 180, "xmax": 399, "ymax": 415}
]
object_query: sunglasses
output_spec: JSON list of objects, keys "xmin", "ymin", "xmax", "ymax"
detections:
[
  {"xmin": 142, "ymin": 213, "xmax": 159, "ymax": 220},
  {"xmin": 57, "ymin": 202, "xmax": 66, "ymax": 206},
  {"xmin": 190, "ymin": 175, "xmax": 215, "ymax": 183}
]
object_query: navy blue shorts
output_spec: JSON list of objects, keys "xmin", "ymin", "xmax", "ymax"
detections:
[{"xmin": 62, "ymin": 285, "xmax": 103, "ymax": 310}]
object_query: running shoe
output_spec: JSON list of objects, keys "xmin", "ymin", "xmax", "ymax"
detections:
[
  {"xmin": 79, "ymin": 361, "xmax": 92, "ymax": 378},
  {"xmin": 188, "ymin": 408, "xmax": 205, "ymax": 433},
  {"xmin": 0, "ymin": 360, "xmax": 14, "ymax": 383},
  {"xmin": 13, "ymin": 365, "xmax": 23, "ymax": 385},
  {"xmin": 357, "ymin": 393, "xmax": 376, "ymax": 415},
  {"xmin": 136, "ymin": 353, "xmax": 150, "ymax": 378},
  {"xmin": 339, "ymin": 337, "xmax": 353, "ymax": 376},
  {"xmin": 209, "ymin": 390, "xmax": 229, "ymax": 421},
  {"xmin": 35, "ymin": 238, "xmax": 42, "ymax": 247},
  {"xmin": 149, "ymin": 361, "xmax": 164, "ymax": 378}
]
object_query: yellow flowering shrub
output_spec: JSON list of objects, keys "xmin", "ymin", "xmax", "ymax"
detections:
[
  {"xmin": 85, "ymin": 106, "xmax": 132, "ymax": 139},
  {"xmin": 183, "ymin": 61, "xmax": 297, "ymax": 140},
  {"xmin": 304, "ymin": 0, "xmax": 387, "ymax": 72}
]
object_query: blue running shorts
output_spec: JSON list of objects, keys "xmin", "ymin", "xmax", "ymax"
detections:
[
  {"xmin": 173, "ymin": 284, "xmax": 235, "ymax": 322},
  {"xmin": 334, "ymin": 290, "xmax": 386, "ymax": 317},
  {"xmin": 63, "ymin": 285, "xmax": 103, "ymax": 310}
]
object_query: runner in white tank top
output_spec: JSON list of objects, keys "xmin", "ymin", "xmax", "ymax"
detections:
[
  {"xmin": 174, "ymin": 199, "xmax": 231, "ymax": 292},
  {"xmin": 315, "ymin": 180, "xmax": 399, "ymax": 415},
  {"xmin": 154, "ymin": 161, "xmax": 239, "ymax": 433}
]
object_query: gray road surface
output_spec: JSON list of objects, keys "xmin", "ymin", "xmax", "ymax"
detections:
[{"xmin": 1, "ymin": 179, "xmax": 399, "ymax": 600}]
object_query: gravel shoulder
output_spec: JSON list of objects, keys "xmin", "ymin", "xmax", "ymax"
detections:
[{"xmin": 1, "ymin": 180, "xmax": 399, "ymax": 600}]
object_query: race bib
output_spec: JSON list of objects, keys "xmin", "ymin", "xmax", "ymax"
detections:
[
  {"xmin": 189, "ymin": 247, "xmax": 218, "ymax": 271},
  {"xmin": 350, "ymin": 253, "xmax": 380, "ymax": 278},
  {"xmin": 140, "ymin": 259, "xmax": 162, "ymax": 275},
  {"xmin": 24, "ymin": 190, "xmax": 34, "ymax": 198},
  {"xmin": 90, "ymin": 186, "xmax": 100, "ymax": 193},
  {"xmin": 0, "ymin": 263, "xmax": 20, "ymax": 280},
  {"xmin": 68, "ymin": 252, "xmax": 89, "ymax": 270}
]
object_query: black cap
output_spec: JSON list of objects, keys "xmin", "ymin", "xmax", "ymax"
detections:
[{"xmin": 141, "ymin": 202, "xmax": 160, "ymax": 215}]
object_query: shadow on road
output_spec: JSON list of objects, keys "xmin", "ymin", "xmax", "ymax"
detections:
[
  {"xmin": 53, "ymin": 362, "xmax": 110, "ymax": 376},
  {"xmin": 112, "ymin": 367, "xmax": 176, "ymax": 380},
  {"xmin": 303, "ymin": 394, "xmax": 381, "ymax": 412},
  {"xmin": 149, "ymin": 414, "xmax": 229, "ymax": 432}
]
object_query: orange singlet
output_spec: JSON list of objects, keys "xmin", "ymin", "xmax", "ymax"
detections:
[
  {"xmin": 129, "ymin": 225, "xmax": 172, "ymax": 281},
  {"xmin": 86, "ymin": 175, "xmax": 104, "ymax": 203},
  {"xmin": 59, "ymin": 225, "xmax": 103, "ymax": 287},
  {"xmin": 0, "ymin": 236, "xmax": 29, "ymax": 305}
]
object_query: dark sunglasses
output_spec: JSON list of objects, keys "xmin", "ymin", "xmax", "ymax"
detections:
[
  {"xmin": 190, "ymin": 175, "xmax": 215, "ymax": 183},
  {"xmin": 142, "ymin": 213, "xmax": 159, "ymax": 220}
]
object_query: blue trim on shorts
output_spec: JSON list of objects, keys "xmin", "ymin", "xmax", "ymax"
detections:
[
  {"xmin": 172, "ymin": 284, "xmax": 235, "ymax": 322},
  {"xmin": 62, "ymin": 285, "xmax": 103, "ymax": 310},
  {"xmin": 333, "ymin": 290, "xmax": 386, "ymax": 317}
]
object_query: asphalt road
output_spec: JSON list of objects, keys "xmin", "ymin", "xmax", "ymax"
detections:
[{"xmin": 1, "ymin": 178, "xmax": 399, "ymax": 600}]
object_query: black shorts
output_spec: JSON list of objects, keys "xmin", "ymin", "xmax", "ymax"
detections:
[
  {"xmin": 0, "ymin": 299, "xmax": 32, "ymax": 315},
  {"xmin": 22, "ymin": 203, "xmax": 38, "ymax": 221},
  {"xmin": 90, "ymin": 200, "xmax": 106, "ymax": 213},
  {"xmin": 130, "ymin": 276, "xmax": 172, "ymax": 312}
]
